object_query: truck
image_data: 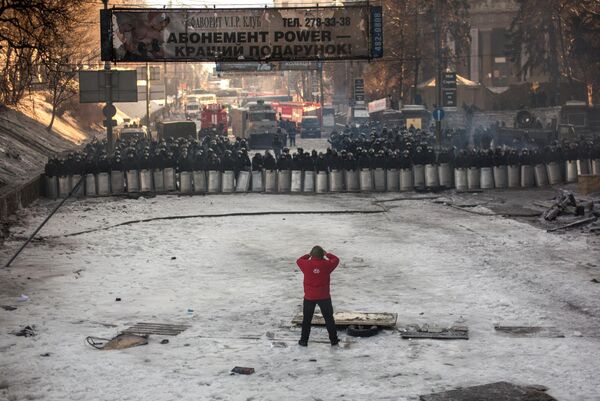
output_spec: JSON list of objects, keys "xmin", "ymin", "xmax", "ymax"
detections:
[
  {"xmin": 185, "ymin": 101, "xmax": 200, "ymax": 119},
  {"xmin": 199, "ymin": 104, "xmax": 228, "ymax": 137},
  {"xmin": 230, "ymin": 100, "xmax": 285, "ymax": 149},
  {"xmin": 116, "ymin": 125, "xmax": 149, "ymax": 141},
  {"xmin": 156, "ymin": 121, "xmax": 198, "ymax": 141}
]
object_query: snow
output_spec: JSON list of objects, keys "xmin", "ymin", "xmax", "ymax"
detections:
[{"xmin": 1, "ymin": 193, "xmax": 599, "ymax": 401}]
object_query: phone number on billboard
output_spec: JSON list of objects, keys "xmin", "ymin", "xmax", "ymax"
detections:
[{"xmin": 304, "ymin": 17, "xmax": 351, "ymax": 27}]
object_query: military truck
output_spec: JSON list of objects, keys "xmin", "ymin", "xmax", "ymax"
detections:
[
  {"xmin": 156, "ymin": 121, "xmax": 198, "ymax": 141},
  {"xmin": 230, "ymin": 100, "xmax": 285, "ymax": 149}
]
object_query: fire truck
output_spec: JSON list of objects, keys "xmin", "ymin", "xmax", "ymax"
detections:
[
  {"xmin": 271, "ymin": 101, "xmax": 321, "ymax": 125},
  {"xmin": 199, "ymin": 104, "xmax": 228, "ymax": 137}
]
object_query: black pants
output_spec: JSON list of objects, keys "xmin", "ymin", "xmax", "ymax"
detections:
[{"xmin": 300, "ymin": 298, "xmax": 338, "ymax": 343}]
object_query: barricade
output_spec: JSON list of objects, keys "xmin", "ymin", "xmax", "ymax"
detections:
[
  {"xmin": 578, "ymin": 159, "xmax": 591, "ymax": 175},
  {"xmin": 110, "ymin": 171, "xmax": 125, "ymax": 194},
  {"xmin": 386, "ymin": 169, "xmax": 399, "ymax": 192},
  {"xmin": 277, "ymin": 170, "xmax": 291, "ymax": 193},
  {"xmin": 140, "ymin": 169, "xmax": 153, "ymax": 192},
  {"xmin": 251, "ymin": 171, "xmax": 264, "ymax": 192},
  {"xmin": 454, "ymin": 168, "xmax": 468, "ymax": 191},
  {"xmin": 71, "ymin": 175, "xmax": 84, "ymax": 197},
  {"xmin": 546, "ymin": 162, "xmax": 562, "ymax": 185},
  {"xmin": 592, "ymin": 159, "xmax": 600, "ymax": 176},
  {"xmin": 438, "ymin": 163, "xmax": 453, "ymax": 188},
  {"xmin": 480, "ymin": 167, "xmax": 494, "ymax": 189},
  {"xmin": 180, "ymin": 171, "xmax": 193, "ymax": 193},
  {"xmin": 236, "ymin": 171, "xmax": 251, "ymax": 192},
  {"xmin": 316, "ymin": 172, "xmax": 328, "ymax": 193},
  {"xmin": 373, "ymin": 168, "xmax": 386, "ymax": 192},
  {"xmin": 46, "ymin": 176, "xmax": 58, "ymax": 199},
  {"xmin": 508, "ymin": 165, "xmax": 520, "ymax": 188},
  {"xmin": 153, "ymin": 169, "xmax": 165, "ymax": 192},
  {"xmin": 399, "ymin": 168, "xmax": 413, "ymax": 191},
  {"xmin": 467, "ymin": 167, "xmax": 480, "ymax": 190},
  {"xmin": 264, "ymin": 170, "xmax": 277, "ymax": 193},
  {"xmin": 493, "ymin": 165, "xmax": 508, "ymax": 189},
  {"xmin": 193, "ymin": 171, "xmax": 207, "ymax": 193},
  {"xmin": 413, "ymin": 165, "xmax": 425, "ymax": 189},
  {"xmin": 222, "ymin": 171, "xmax": 235, "ymax": 193},
  {"xmin": 425, "ymin": 164, "xmax": 439, "ymax": 188},
  {"xmin": 302, "ymin": 171, "xmax": 315, "ymax": 192},
  {"xmin": 208, "ymin": 170, "xmax": 221, "ymax": 193},
  {"xmin": 164, "ymin": 168, "xmax": 177, "ymax": 191},
  {"xmin": 84, "ymin": 174, "xmax": 97, "ymax": 196},
  {"xmin": 58, "ymin": 176, "xmax": 70, "ymax": 198},
  {"xmin": 290, "ymin": 170, "xmax": 303, "ymax": 193},
  {"xmin": 126, "ymin": 170, "xmax": 140, "ymax": 192},
  {"xmin": 97, "ymin": 172, "xmax": 111, "ymax": 195},
  {"xmin": 520, "ymin": 165, "xmax": 534, "ymax": 188},
  {"xmin": 329, "ymin": 170, "xmax": 344, "ymax": 192},
  {"xmin": 345, "ymin": 170, "xmax": 360, "ymax": 192},
  {"xmin": 565, "ymin": 160, "xmax": 578, "ymax": 183},
  {"xmin": 534, "ymin": 164, "xmax": 549, "ymax": 187},
  {"xmin": 359, "ymin": 169, "xmax": 373, "ymax": 192}
]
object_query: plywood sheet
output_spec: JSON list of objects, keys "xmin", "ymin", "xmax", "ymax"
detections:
[{"xmin": 291, "ymin": 312, "xmax": 397, "ymax": 328}]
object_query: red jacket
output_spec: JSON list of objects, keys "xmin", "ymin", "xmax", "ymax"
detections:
[{"xmin": 296, "ymin": 253, "xmax": 340, "ymax": 300}]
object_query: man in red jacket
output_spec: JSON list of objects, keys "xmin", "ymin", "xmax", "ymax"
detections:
[{"xmin": 296, "ymin": 245, "xmax": 340, "ymax": 346}]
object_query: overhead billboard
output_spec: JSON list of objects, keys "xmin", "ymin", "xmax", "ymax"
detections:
[
  {"xmin": 101, "ymin": 5, "xmax": 382, "ymax": 62},
  {"xmin": 215, "ymin": 61, "xmax": 321, "ymax": 72}
]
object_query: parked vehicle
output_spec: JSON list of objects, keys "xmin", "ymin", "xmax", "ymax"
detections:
[
  {"xmin": 156, "ymin": 121, "xmax": 198, "ymax": 140},
  {"xmin": 299, "ymin": 116, "xmax": 321, "ymax": 138}
]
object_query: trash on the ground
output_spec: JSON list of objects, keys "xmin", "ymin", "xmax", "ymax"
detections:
[
  {"xmin": 1, "ymin": 305, "xmax": 17, "ymax": 311},
  {"xmin": 231, "ymin": 366, "xmax": 254, "ymax": 375},
  {"xmin": 86, "ymin": 334, "xmax": 148, "ymax": 350},
  {"xmin": 265, "ymin": 331, "xmax": 275, "ymax": 339},
  {"xmin": 16, "ymin": 294, "xmax": 29, "ymax": 302},
  {"xmin": 309, "ymin": 358, "xmax": 317, "ymax": 362},
  {"xmin": 160, "ymin": 339, "xmax": 169, "ymax": 344},
  {"xmin": 494, "ymin": 325, "xmax": 565, "ymax": 338},
  {"xmin": 121, "ymin": 322, "xmax": 190, "ymax": 336},
  {"xmin": 400, "ymin": 324, "xmax": 469, "ymax": 340},
  {"xmin": 171, "ymin": 256, "xmax": 176, "ymax": 260},
  {"xmin": 271, "ymin": 341, "xmax": 287, "ymax": 348},
  {"xmin": 347, "ymin": 324, "xmax": 380, "ymax": 337},
  {"xmin": 40, "ymin": 352, "xmax": 51, "ymax": 357},
  {"xmin": 115, "ymin": 297, "xmax": 121, "ymax": 302},
  {"xmin": 547, "ymin": 216, "xmax": 598, "ymax": 232},
  {"xmin": 541, "ymin": 191, "xmax": 577, "ymax": 221},
  {"xmin": 292, "ymin": 311, "xmax": 397, "ymax": 328},
  {"xmin": 15, "ymin": 325, "xmax": 36, "ymax": 337},
  {"xmin": 419, "ymin": 381, "xmax": 557, "ymax": 401}
]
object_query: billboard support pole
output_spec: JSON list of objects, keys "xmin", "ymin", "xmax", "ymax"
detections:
[
  {"xmin": 319, "ymin": 62, "xmax": 324, "ymax": 131},
  {"xmin": 103, "ymin": 0, "xmax": 114, "ymax": 156},
  {"xmin": 434, "ymin": 0, "xmax": 442, "ymax": 148},
  {"xmin": 146, "ymin": 63, "xmax": 150, "ymax": 129}
]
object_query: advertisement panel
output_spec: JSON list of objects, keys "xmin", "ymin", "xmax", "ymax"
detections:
[
  {"xmin": 368, "ymin": 98, "xmax": 388, "ymax": 113},
  {"xmin": 102, "ymin": 6, "xmax": 378, "ymax": 62},
  {"xmin": 216, "ymin": 61, "xmax": 321, "ymax": 72}
]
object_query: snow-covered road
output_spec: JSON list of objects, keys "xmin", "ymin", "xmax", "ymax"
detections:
[{"xmin": 1, "ymin": 193, "xmax": 599, "ymax": 401}]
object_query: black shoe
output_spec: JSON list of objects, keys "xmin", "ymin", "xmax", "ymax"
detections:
[
  {"xmin": 298, "ymin": 340, "xmax": 308, "ymax": 347},
  {"xmin": 330, "ymin": 338, "xmax": 340, "ymax": 346}
]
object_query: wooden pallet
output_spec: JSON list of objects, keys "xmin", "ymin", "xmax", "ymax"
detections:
[
  {"xmin": 121, "ymin": 322, "xmax": 190, "ymax": 336},
  {"xmin": 291, "ymin": 312, "xmax": 397, "ymax": 328}
]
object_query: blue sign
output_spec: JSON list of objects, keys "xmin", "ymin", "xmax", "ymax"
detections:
[
  {"xmin": 370, "ymin": 6, "xmax": 383, "ymax": 59},
  {"xmin": 433, "ymin": 108, "xmax": 445, "ymax": 121}
]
